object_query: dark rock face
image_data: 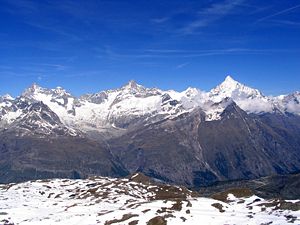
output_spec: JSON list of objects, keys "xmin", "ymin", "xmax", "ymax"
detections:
[
  {"xmin": 0, "ymin": 134, "xmax": 128, "ymax": 183},
  {"xmin": 109, "ymin": 103, "xmax": 300, "ymax": 187},
  {"xmin": 198, "ymin": 103, "xmax": 300, "ymax": 182}
]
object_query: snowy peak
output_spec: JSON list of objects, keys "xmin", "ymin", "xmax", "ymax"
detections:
[
  {"xmin": 51, "ymin": 86, "xmax": 71, "ymax": 97},
  {"xmin": 120, "ymin": 80, "xmax": 146, "ymax": 93},
  {"xmin": 215, "ymin": 75, "xmax": 240, "ymax": 91},
  {"xmin": 183, "ymin": 87, "xmax": 202, "ymax": 97},
  {"xmin": 210, "ymin": 75, "xmax": 263, "ymax": 101},
  {"xmin": 22, "ymin": 83, "xmax": 43, "ymax": 97},
  {"xmin": 7, "ymin": 100, "xmax": 78, "ymax": 137},
  {"xmin": 0, "ymin": 94, "xmax": 14, "ymax": 110},
  {"xmin": 22, "ymin": 83, "xmax": 72, "ymax": 99},
  {"xmin": 209, "ymin": 76, "xmax": 276, "ymax": 114},
  {"xmin": 0, "ymin": 94, "xmax": 14, "ymax": 101},
  {"xmin": 123, "ymin": 80, "xmax": 139, "ymax": 89},
  {"xmin": 30, "ymin": 83, "xmax": 41, "ymax": 91},
  {"xmin": 283, "ymin": 91, "xmax": 300, "ymax": 102},
  {"xmin": 0, "ymin": 95, "xmax": 15, "ymax": 121},
  {"xmin": 19, "ymin": 83, "xmax": 77, "ymax": 122},
  {"xmin": 0, "ymin": 76, "xmax": 299, "ymax": 131},
  {"xmin": 206, "ymin": 75, "xmax": 277, "ymax": 115},
  {"xmin": 223, "ymin": 75, "xmax": 239, "ymax": 87},
  {"xmin": 281, "ymin": 91, "xmax": 300, "ymax": 114}
]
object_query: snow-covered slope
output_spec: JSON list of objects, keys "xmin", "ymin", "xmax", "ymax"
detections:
[
  {"xmin": 209, "ymin": 76, "xmax": 274, "ymax": 114},
  {"xmin": 210, "ymin": 76, "xmax": 263, "ymax": 101},
  {"xmin": 0, "ymin": 175, "xmax": 299, "ymax": 225},
  {"xmin": 1, "ymin": 76, "xmax": 299, "ymax": 133},
  {"xmin": 0, "ymin": 94, "xmax": 15, "ymax": 121},
  {"xmin": 0, "ymin": 91, "xmax": 78, "ymax": 136},
  {"xmin": 15, "ymin": 81, "xmax": 192, "ymax": 131},
  {"xmin": 21, "ymin": 84, "xmax": 77, "ymax": 123},
  {"xmin": 281, "ymin": 91, "xmax": 300, "ymax": 114}
]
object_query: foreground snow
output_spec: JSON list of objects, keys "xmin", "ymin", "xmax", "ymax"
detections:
[{"xmin": 0, "ymin": 176, "xmax": 299, "ymax": 225}]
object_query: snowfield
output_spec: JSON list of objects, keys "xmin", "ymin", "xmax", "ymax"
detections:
[{"xmin": 0, "ymin": 175, "xmax": 299, "ymax": 225}]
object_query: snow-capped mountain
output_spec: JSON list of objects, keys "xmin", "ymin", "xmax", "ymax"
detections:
[
  {"xmin": 210, "ymin": 76, "xmax": 263, "ymax": 101},
  {"xmin": 1, "ymin": 97, "xmax": 78, "ymax": 137},
  {"xmin": 0, "ymin": 94, "xmax": 15, "ymax": 120},
  {"xmin": 0, "ymin": 76, "xmax": 300, "ymax": 129},
  {"xmin": 1, "ymin": 76, "xmax": 300, "ymax": 187},
  {"xmin": 281, "ymin": 91, "xmax": 300, "ymax": 114},
  {"xmin": 21, "ymin": 83, "xmax": 77, "ymax": 120},
  {"xmin": 209, "ymin": 76, "xmax": 274, "ymax": 115},
  {"xmin": 0, "ymin": 76, "xmax": 299, "ymax": 134}
]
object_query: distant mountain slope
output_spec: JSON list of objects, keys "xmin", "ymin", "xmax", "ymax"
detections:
[
  {"xmin": 109, "ymin": 102, "xmax": 300, "ymax": 187},
  {"xmin": 200, "ymin": 172, "xmax": 300, "ymax": 200}
]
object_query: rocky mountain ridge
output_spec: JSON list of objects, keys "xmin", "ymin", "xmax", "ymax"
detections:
[
  {"xmin": 1, "ymin": 76, "xmax": 299, "ymax": 133},
  {"xmin": 0, "ymin": 76, "xmax": 300, "ymax": 187}
]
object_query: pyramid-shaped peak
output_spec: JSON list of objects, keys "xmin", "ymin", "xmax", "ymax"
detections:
[
  {"xmin": 210, "ymin": 75, "xmax": 263, "ymax": 101},
  {"xmin": 217, "ymin": 75, "xmax": 244, "ymax": 90},
  {"xmin": 21, "ymin": 83, "xmax": 45, "ymax": 98},
  {"xmin": 31, "ymin": 83, "xmax": 42, "ymax": 90},
  {"xmin": 23, "ymin": 83, "xmax": 44, "ymax": 94},
  {"xmin": 127, "ymin": 80, "xmax": 138, "ymax": 88},
  {"xmin": 221, "ymin": 75, "xmax": 240, "ymax": 86},
  {"xmin": 122, "ymin": 80, "xmax": 145, "ymax": 91},
  {"xmin": 224, "ymin": 75, "xmax": 237, "ymax": 83}
]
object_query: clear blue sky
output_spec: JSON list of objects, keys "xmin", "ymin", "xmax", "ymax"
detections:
[{"xmin": 0, "ymin": 0, "xmax": 299, "ymax": 97}]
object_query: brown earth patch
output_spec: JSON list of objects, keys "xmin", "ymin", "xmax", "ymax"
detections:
[
  {"xmin": 104, "ymin": 213, "xmax": 138, "ymax": 225},
  {"xmin": 211, "ymin": 188, "xmax": 253, "ymax": 203},
  {"xmin": 147, "ymin": 216, "xmax": 167, "ymax": 225},
  {"xmin": 211, "ymin": 203, "xmax": 225, "ymax": 213}
]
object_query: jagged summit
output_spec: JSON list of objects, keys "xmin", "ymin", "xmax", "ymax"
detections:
[
  {"xmin": 224, "ymin": 75, "xmax": 236, "ymax": 83},
  {"xmin": 184, "ymin": 87, "xmax": 202, "ymax": 96},
  {"xmin": 23, "ymin": 83, "xmax": 42, "ymax": 94},
  {"xmin": 21, "ymin": 83, "xmax": 46, "ymax": 100},
  {"xmin": 120, "ymin": 80, "xmax": 147, "ymax": 93},
  {"xmin": 124, "ymin": 80, "xmax": 138, "ymax": 88},
  {"xmin": 213, "ymin": 75, "xmax": 246, "ymax": 93},
  {"xmin": 31, "ymin": 83, "xmax": 41, "ymax": 90},
  {"xmin": 0, "ymin": 76, "xmax": 299, "ymax": 131},
  {"xmin": 0, "ymin": 94, "xmax": 14, "ymax": 101},
  {"xmin": 219, "ymin": 75, "xmax": 247, "ymax": 92},
  {"xmin": 51, "ymin": 86, "xmax": 71, "ymax": 97},
  {"xmin": 210, "ymin": 75, "xmax": 263, "ymax": 102},
  {"xmin": 22, "ymin": 83, "xmax": 72, "ymax": 99}
]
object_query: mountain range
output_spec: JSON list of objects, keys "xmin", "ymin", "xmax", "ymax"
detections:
[{"xmin": 1, "ymin": 76, "xmax": 300, "ymax": 187}]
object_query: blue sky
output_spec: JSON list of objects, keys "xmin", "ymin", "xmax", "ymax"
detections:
[{"xmin": 0, "ymin": 0, "xmax": 299, "ymax": 97}]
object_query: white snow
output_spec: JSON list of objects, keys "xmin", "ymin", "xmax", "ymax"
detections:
[
  {"xmin": 0, "ymin": 177, "xmax": 299, "ymax": 225},
  {"xmin": 2, "ymin": 109, "xmax": 23, "ymax": 122}
]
